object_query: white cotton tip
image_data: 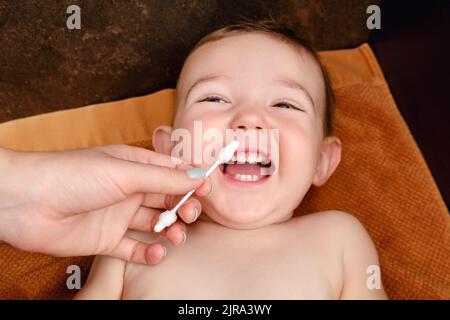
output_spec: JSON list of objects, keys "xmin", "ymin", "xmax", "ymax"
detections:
[
  {"xmin": 154, "ymin": 210, "xmax": 178, "ymax": 232},
  {"xmin": 217, "ymin": 140, "xmax": 239, "ymax": 164}
]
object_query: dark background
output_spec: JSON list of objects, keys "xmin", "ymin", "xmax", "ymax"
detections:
[
  {"xmin": 0, "ymin": 0, "xmax": 376, "ymax": 121},
  {"xmin": 0, "ymin": 0, "xmax": 448, "ymax": 208},
  {"xmin": 369, "ymin": 0, "xmax": 450, "ymax": 210}
]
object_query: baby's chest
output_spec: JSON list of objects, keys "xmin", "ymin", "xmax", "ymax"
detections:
[{"xmin": 122, "ymin": 244, "xmax": 335, "ymax": 299}]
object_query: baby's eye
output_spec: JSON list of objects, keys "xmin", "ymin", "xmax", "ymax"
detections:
[
  {"xmin": 273, "ymin": 102, "xmax": 304, "ymax": 112},
  {"xmin": 199, "ymin": 96, "xmax": 227, "ymax": 104}
]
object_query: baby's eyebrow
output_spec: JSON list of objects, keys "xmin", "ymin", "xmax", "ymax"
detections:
[
  {"xmin": 273, "ymin": 78, "xmax": 316, "ymax": 109},
  {"xmin": 184, "ymin": 74, "xmax": 229, "ymax": 102}
]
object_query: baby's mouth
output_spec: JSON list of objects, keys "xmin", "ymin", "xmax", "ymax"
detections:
[{"xmin": 219, "ymin": 150, "xmax": 274, "ymax": 183}]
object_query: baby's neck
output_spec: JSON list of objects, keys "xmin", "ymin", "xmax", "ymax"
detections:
[
  {"xmin": 186, "ymin": 212, "xmax": 299, "ymax": 256},
  {"xmin": 196, "ymin": 211, "xmax": 295, "ymax": 231}
]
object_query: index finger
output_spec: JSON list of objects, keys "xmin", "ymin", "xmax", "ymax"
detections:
[
  {"xmin": 97, "ymin": 144, "xmax": 186, "ymax": 167},
  {"xmin": 113, "ymin": 160, "xmax": 207, "ymax": 195}
]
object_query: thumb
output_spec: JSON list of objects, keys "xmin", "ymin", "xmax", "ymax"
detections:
[{"xmin": 112, "ymin": 159, "xmax": 207, "ymax": 195}]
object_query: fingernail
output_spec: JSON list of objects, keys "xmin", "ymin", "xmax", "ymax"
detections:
[
  {"xmin": 194, "ymin": 208, "xmax": 200, "ymax": 221},
  {"xmin": 186, "ymin": 168, "xmax": 206, "ymax": 179},
  {"xmin": 162, "ymin": 246, "xmax": 167, "ymax": 257},
  {"xmin": 182, "ymin": 231, "xmax": 187, "ymax": 244}
]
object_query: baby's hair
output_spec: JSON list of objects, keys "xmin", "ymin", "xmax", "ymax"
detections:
[{"xmin": 176, "ymin": 19, "xmax": 335, "ymax": 136}]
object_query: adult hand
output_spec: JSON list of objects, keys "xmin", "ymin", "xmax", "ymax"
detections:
[{"xmin": 0, "ymin": 144, "xmax": 210, "ymax": 264}]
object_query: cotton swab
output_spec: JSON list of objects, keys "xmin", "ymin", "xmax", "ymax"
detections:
[{"xmin": 153, "ymin": 141, "xmax": 239, "ymax": 232}]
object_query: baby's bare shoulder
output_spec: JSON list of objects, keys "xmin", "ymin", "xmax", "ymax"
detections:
[
  {"xmin": 290, "ymin": 210, "xmax": 367, "ymax": 238},
  {"xmin": 287, "ymin": 210, "xmax": 375, "ymax": 256}
]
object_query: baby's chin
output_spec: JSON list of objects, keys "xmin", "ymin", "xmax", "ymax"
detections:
[{"xmin": 200, "ymin": 201, "xmax": 289, "ymax": 230}]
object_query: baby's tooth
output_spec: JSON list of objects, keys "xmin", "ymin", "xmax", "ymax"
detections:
[
  {"xmin": 232, "ymin": 173, "xmax": 261, "ymax": 182},
  {"xmin": 237, "ymin": 153, "xmax": 246, "ymax": 163},
  {"xmin": 257, "ymin": 154, "xmax": 263, "ymax": 163},
  {"xmin": 232, "ymin": 155, "xmax": 237, "ymax": 162},
  {"xmin": 247, "ymin": 153, "xmax": 257, "ymax": 164}
]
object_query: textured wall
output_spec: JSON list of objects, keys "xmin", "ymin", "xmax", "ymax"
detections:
[{"xmin": 0, "ymin": 0, "xmax": 378, "ymax": 122}]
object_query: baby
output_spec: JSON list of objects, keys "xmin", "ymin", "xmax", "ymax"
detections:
[{"xmin": 75, "ymin": 21, "xmax": 387, "ymax": 299}]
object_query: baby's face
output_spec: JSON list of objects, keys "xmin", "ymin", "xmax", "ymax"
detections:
[{"xmin": 164, "ymin": 33, "xmax": 337, "ymax": 229}]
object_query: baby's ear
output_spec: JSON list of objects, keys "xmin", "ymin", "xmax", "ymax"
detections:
[
  {"xmin": 312, "ymin": 136, "xmax": 342, "ymax": 187},
  {"xmin": 152, "ymin": 125, "xmax": 173, "ymax": 155}
]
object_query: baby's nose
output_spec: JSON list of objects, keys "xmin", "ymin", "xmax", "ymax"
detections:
[
  {"xmin": 230, "ymin": 107, "xmax": 267, "ymax": 131},
  {"xmin": 236, "ymin": 125, "xmax": 263, "ymax": 130}
]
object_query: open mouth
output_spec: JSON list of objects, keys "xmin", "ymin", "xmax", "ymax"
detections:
[{"xmin": 219, "ymin": 150, "xmax": 274, "ymax": 184}]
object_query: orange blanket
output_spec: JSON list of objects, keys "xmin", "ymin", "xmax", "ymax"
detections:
[{"xmin": 0, "ymin": 44, "xmax": 448, "ymax": 299}]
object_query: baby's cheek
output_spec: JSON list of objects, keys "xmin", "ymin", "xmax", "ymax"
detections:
[
  {"xmin": 175, "ymin": 117, "xmax": 228, "ymax": 165},
  {"xmin": 279, "ymin": 132, "xmax": 318, "ymax": 187}
]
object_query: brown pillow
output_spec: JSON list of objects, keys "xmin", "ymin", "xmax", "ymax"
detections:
[{"xmin": 0, "ymin": 44, "xmax": 448, "ymax": 299}]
